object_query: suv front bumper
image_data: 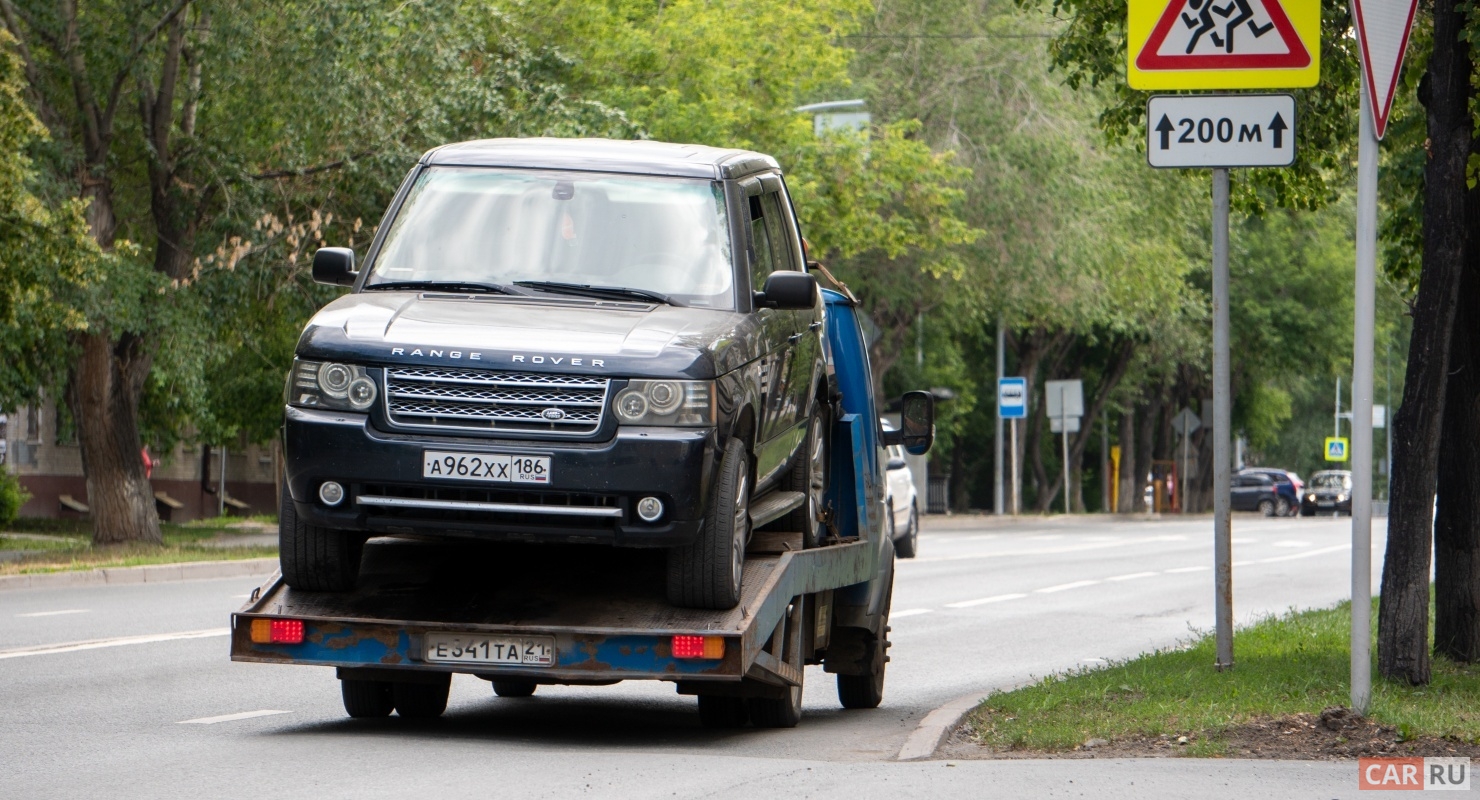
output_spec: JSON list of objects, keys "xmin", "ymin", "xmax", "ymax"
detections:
[{"xmin": 284, "ymin": 406, "xmax": 716, "ymax": 547}]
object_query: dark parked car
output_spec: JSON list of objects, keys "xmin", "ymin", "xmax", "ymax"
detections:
[
  {"xmin": 1300, "ymin": 470, "xmax": 1353, "ymax": 516},
  {"xmin": 280, "ymin": 138, "xmax": 833, "ymax": 610},
  {"xmin": 1232, "ymin": 469, "xmax": 1301, "ymax": 516}
]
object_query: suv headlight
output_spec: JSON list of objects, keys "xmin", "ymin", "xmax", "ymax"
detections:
[
  {"xmin": 289, "ymin": 359, "xmax": 378, "ymax": 411},
  {"xmin": 613, "ymin": 380, "xmax": 714, "ymax": 426}
]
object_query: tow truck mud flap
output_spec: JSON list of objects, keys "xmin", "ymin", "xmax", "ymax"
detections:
[{"xmin": 231, "ymin": 620, "xmax": 742, "ymax": 681}]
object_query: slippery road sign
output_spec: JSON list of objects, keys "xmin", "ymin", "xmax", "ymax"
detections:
[
  {"xmin": 1147, "ymin": 94, "xmax": 1295, "ymax": 168},
  {"xmin": 1128, "ymin": 0, "xmax": 1321, "ymax": 90}
]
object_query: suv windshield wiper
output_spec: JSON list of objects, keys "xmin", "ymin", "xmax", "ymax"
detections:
[
  {"xmin": 514, "ymin": 280, "xmax": 677, "ymax": 306},
  {"xmin": 363, "ymin": 280, "xmax": 528, "ymax": 296}
]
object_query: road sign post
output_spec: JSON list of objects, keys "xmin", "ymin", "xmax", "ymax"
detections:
[
  {"xmin": 1212, "ymin": 167, "xmax": 1234, "ymax": 670},
  {"xmin": 995, "ymin": 323, "xmax": 1007, "ymax": 516},
  {"xmin": 1347, "ymin": 0, "xmax": 1417, "ymax": 717},
  {"xmin": 1045, "ymin": 380, "xmax": 1084, "ymax": 515}
]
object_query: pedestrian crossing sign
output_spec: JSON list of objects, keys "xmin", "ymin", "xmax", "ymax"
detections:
[
  {"xmin": 1325, "ymin": 437, "xmax": 1349, "ymax": 462},
  {"xmin": 1128, "ymin": 0, "xmax": 1321, "ymax": 90}
]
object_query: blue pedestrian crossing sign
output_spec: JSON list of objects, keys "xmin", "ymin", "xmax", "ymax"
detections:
[
  {"xmin": 998, "ymin": 377, "xmax": 1028, "ymax": 419},
  {"xmin": 1324, "ymin": 436, "xmax": 1349, "ymax": 462}
]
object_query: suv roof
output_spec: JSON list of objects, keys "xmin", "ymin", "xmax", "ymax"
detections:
[{"xmin": 420, "ymin": 138, "xmax": 780, "ymax": 180}]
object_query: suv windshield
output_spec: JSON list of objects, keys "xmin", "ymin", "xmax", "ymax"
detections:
[
  {"xmin": 365, "ymin": 167, "xmax": 735, "ymax": 308},
  {"xmin": 1311, "ymin": 472, "xmax": 1352, "ymax": 489}
]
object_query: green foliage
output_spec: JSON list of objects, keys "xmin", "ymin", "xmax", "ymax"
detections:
[
  {"xmin": 0, "ymin": 31, "xmax": 98, "ymax": 408},
  {"xmin": 0, "ymin": 469, "xmax": 29, "ymax": 527}
]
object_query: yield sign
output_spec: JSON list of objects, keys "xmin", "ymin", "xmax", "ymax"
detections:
[
  {"xmin": 1351, "ymin": 0, "xmax": 1421, "ymax": 139},
  {"xmin": 1128, "ymin": 0, "xmax": 1322, "ymax": 90}
]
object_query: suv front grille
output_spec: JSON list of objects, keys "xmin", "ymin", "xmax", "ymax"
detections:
[{"xmin": 384, "ymin": 367, "xmax": 609, "ymax": 435}]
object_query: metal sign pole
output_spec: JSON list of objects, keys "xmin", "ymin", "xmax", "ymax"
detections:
[
  {"xmin": 1011, "ymin": 418, "xmax": 1021, "ymax": 515},
  {"xmin": 1061, "ymin": 387, "xmax": 1072, "ymax": 514},
  {"xmin": 996, "ymin": 321, "xmax": 1006, "ymax": 516},
  {"xmin": 1351, "ymin": 77, "xmax": 1378, "ymax": 715},
  {"xmin": 1212, "ymin": 167, "xmax": 1234, "ymax": 670}
]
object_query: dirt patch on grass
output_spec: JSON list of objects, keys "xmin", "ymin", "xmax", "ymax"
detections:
[{"xmin": 944, "ymin": 707, "xmax": 1480, "ymax": 761}]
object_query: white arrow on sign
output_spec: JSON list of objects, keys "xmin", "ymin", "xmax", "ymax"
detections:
[
  {"xmin": 1351, "ymin": 0, "xmax": 1420, "ymax": 140},
  {"xmin": 1147, "ymin": 94, "xmax": 1295, "ymax": 168}
]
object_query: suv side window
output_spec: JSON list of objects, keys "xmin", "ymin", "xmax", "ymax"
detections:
[
  {"xmin": 748, "ymin": 195, "xmax": 774, "ymax": 293},
  {"xmin": 759, "ymin": 192, "xmax": 795, "ymax": 273}
]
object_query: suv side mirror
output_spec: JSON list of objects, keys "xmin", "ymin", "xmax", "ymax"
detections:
[
  {"xmin": 754, "ymin": 271, "xmax": 817, "ymax": 311},
  {"xmin": 882, "ymin": 391, "xmax": 935, "ymax": 456},
  {"xmin": 313, "ymin": 247, "xmax": 357, "ymax": 287}
]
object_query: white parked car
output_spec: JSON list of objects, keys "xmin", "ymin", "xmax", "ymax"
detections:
[{"xmin": 882, "ymin": 421, "xmax": 920, "ymax": 558}]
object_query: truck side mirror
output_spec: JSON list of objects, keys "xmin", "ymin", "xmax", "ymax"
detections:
[
  {"xmin": 312, "ymin": 247, "xmax": 357, "ymax": 287},
  {"xmin": 882, "ymin": 391, "xmax": 935, "ymax": 455},
  {"xmin": 754, "ymin": 271, "xmax": 817, "ymax": 311}
]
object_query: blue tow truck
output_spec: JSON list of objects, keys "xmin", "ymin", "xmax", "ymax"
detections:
[{"xmin": 226, "ymin": 144, "xmax": 929, "ymax": 730}]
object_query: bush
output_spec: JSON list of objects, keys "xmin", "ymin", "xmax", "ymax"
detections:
[{"xmin": 0, "ymin": 470, "xmax": 30, "ymax": 527}]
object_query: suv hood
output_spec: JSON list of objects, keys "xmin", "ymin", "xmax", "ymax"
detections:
[{"xmin": 295, "ymin": 292, "xmax": 758, "ymax": 378}]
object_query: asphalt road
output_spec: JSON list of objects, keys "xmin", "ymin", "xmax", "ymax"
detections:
[{"xmin": 1, "ymin": 513, "xmax": 1381, "ymax": 798}]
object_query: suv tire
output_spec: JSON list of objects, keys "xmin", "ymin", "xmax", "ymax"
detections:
[
  {"xmin": 667, "ymin": 438, "xmax": 750, "ymax": 610},
  {"xmin": 279, "ymin": 484, "xmax": 364, "ymax": 592},
  {"xmin": 1257, "ymin": 498, "xmax": 1275, "ymax": 516},
  {"xmin": 776, "ymin": 411, "xmax": 827, "ymax": 548}
]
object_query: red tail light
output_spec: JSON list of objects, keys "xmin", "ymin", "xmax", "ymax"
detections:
[{"xmin": 249, "ymin": 618, "xmax": 305, "ymax": 644}]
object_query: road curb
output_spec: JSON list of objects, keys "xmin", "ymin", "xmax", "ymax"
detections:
[
  {"xmin": 897, "ymin": 689, "xmax": 995, "ymax": 761},
  {"xmin": 0, "ymin": 558, "xmax": 278, "ymax": 592}
]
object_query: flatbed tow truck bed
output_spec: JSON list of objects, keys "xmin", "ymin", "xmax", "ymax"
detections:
[{"xmin": 231, "ymin": 532, "xmax": 872, "ymax": 688}]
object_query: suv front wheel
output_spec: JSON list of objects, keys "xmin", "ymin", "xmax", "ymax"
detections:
[
  {"xmin": 667, "ymin": 438, "xmax": 750, "ymax": 609},
  {"xmin": 279, "ymin": 484, "xmax": 365, "ymax": 592}
]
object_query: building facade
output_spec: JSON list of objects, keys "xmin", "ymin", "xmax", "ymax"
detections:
[{"xmin": 1, "ymin": 395, "xmax": 278, "ymax": 522}]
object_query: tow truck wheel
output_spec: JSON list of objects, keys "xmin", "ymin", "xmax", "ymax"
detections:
[
  {"xmin": 279, "ymin": 484, "xmax": 364, "ymax": 592},
  {"xmin": 837, "ymin": 573, "xmax": 891, "ymax": 710},
  {"xmin": 340, "ymin": 679, "xmax": 394, "ymax": 718},
  {"xmin": 392, "ymin": 674, "xmax": 451, "ymax": 719},
  {"xmin": 667, "ymin": 437, "xmax": 750, "ymax": 610},
  {"xmin": 777, "ymin": 411, "xmax": 827, "ymax": 548},
  {"xmin": 696, "ymin": 695, "xmax": 748, "ymax": 728},
  {"xmin": 492, "ymin": 680, "xmax": 537, "ymax": 698}
]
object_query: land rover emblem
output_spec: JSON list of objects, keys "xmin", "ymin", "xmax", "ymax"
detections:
[{"xmin": 542, "ymin": 408, "xmax": 566, "ymax": 421}]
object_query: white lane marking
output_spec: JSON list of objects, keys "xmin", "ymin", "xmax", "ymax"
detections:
[
  {"xmin": 1035, "ymin": 580, "xmax": 1100, "ymax": 594},
  {"xmin": 1106, "ymin": 572, "xmax": 1158, "ymax": 582},
  {"xmin": 1256, "ymin": 544, "xmax": 1348, "ymax": 564},
  {"xmin": 0, "ymin": 628, "xmax": 228, "ymax": 660},
  {"xmin": 15, "ymin": 609, "xmax": 91, "ymax": 618},
  {"xmin": 1164, "ymin": 566, "xmax": 1210, "ymax": 574},
  {"xmin": 1273, "ymin": 540, "xmax": 1312, "ymax": 548},
  {"xmin": 902, "ymin": 535, "xmax": 1189, "ymax": 565},
  {"xmin": 179, "ymin": 710, "xmax": 290, "ymax": 725},
  {"xmin": 945, "ymin": 593, "xmax": 1027, "ymax": 608},
  {"xmin": 892, "ymin": 608, "xmax": 934, "ymax": 618}
]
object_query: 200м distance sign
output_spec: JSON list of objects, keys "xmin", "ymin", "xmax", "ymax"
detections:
[{"xmin": 1146, "ymin": 94, "xmax": 1295, "ymax": 168}]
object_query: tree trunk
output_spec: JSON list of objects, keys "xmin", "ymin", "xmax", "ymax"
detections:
[
  {"xmin": 68, "ymin": 332, "xmax": 161, "ymax": 545},
  {"xmin": 1118, "ymin": 407, "xmax": 1136, "ymax": 512},
  {"xmin": 1434, "ymin": 132, "xmax": 1480, "ymax": 662},
  {"xmin": 1379, "ymin": 0, "xmax": 1473, "ymax": 684}
]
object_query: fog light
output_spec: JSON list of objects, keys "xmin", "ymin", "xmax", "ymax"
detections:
[
  {"xmin": 636, "ymin": 496, "xmax": 663, "ymax": 522},
  {"xmin": 319, "ymin": 481, "xmax": 345, "ymax": 506}
]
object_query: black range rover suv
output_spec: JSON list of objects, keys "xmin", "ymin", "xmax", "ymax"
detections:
[{"xmin": 281, "ymin": 138, "xmax": 830, "ymax": 610}]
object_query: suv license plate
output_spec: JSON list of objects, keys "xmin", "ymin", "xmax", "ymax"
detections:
[
  {"xmin": 422, "ymin": 451, "xmax": 550, "ymax": 484},
  {"xmin": 424, "ymin": 633, "xmax": 555, "ymax": 667}
]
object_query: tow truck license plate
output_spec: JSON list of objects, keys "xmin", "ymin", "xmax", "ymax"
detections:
[
  {"xmin": 424, "ymin": 633, "xmax": 555, "ymax": 667},
  {"xmin": 422, "ymin": 451, "xmax": 550, "ymax": 483}
]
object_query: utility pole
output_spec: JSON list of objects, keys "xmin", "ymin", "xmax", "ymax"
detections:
[
  {"xmin": 995, "ymin": 321, "xmax": 1005, "ymax": 516},
  {"xmin": 1335, "ymin": 376, "xmax": 1342, "ymax": 438},
  {"xmin": 1212, "ymin": 167, "xmax": 1234, "ymax": 671}
]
